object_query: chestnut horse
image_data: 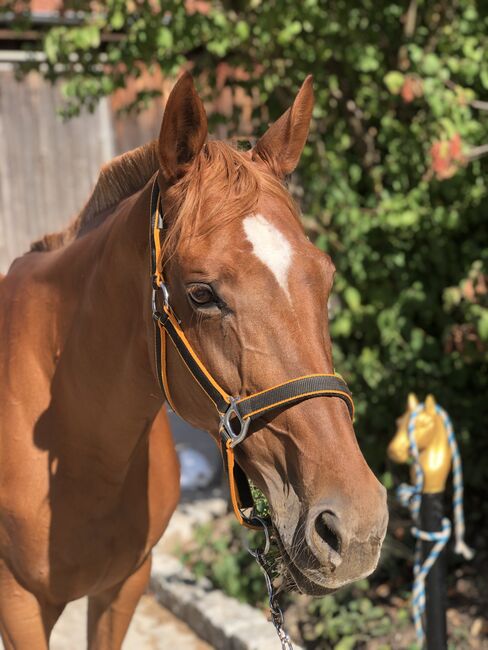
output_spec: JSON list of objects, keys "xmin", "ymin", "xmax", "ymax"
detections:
[{"xmin": 0, "ymin": 73, "xmax": 388, "ymax": 649}]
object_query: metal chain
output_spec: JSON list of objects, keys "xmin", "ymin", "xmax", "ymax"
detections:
[{"xmin": 246, "ymin": 517, "xmax": 294, "ymax": 650}]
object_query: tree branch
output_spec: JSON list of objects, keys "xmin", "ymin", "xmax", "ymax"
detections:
[{"xmin": 465, "ymin": 144, "xmax": 488, "ymax": 161}]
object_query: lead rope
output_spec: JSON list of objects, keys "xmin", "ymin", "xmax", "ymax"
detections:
[
  {"xmin": 247, "ymin": 517, "xmax": 294, "ymax": 650},
  {"xmin": 396, "ymin": 403, "xmax": 474, "ymax": 648}
]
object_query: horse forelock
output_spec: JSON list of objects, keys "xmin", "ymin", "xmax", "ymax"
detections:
[{"xmin": 159, "ymin": 140, "xmax": 300, "ymax": 263}]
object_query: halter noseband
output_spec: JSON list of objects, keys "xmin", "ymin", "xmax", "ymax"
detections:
[{"xmin": 149, "ymin": 179, "xmax": 354, "ymax": 529}]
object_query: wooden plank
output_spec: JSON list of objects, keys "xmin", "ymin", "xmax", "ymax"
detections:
[{"xmin": 0, "ymin": 67, "xmax": 114, "ymax": 273}]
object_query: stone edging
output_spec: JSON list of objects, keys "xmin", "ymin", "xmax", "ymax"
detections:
[{"xmin": 151, "ymin": 552, "xmax": 304, "ymax": 650}]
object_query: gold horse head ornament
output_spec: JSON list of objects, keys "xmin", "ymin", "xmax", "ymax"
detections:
[{"xmin": 388, "ymin": 393, "xmax": 452, "ymax": 493}]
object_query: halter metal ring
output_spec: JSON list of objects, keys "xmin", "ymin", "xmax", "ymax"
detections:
[
  {"xmin": 158, "ymin": 282, "xmax": 170, "ymax": 306},
  {"xmin": 220, "ymin": 397, "xmax": 250, "ymax": 447},
  {"xmin": 152, "ymin": 283, "xmax": 170, "ymax": 319}
]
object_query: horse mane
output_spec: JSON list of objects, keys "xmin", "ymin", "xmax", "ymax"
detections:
[
  {"xmin": 30, "ymin": 139, "xmax": 299, "ymax": 255},
  {"xmin": 30, "ymin": 141, "xmax": 159, "ymax": 252}
]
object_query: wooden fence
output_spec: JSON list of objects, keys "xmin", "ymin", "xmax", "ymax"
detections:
[
  {"xmin": 0, "ymin": 64, "xmax": 249, "ymax": 273},
  {"xmin": 0, "ymin": 66, "xmax": 115, "ymax": 272}
]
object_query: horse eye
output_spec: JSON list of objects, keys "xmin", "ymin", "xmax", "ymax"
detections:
[{"xmin": 187, "ymin": 283, "xmax": 217, "ymax": 307}]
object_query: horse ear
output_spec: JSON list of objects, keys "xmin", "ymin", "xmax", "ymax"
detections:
[
  {"xmin": 158, "ymin": 72, "xmax": 208, "ymax": 183},
  {"xmin": 425, "ymin": 394, "xmax": 437, "ymax": 415},
  {"xmin": 252, "ymin": 75, "xmax": 314, "ymax": 178},
  {"xmin": 407, "ymin": 393, "xmax": 418, "ymax": 411}
]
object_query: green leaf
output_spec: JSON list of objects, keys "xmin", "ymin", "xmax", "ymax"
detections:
[
  {"xmin": 384, "ymin": 71, "xmax": 404, "ymax": 95},
  {"xmin": 332, "ymin": 314, "xmax": 352, "ymax": 337},
  {"xmin": 422, "ymin": 53, "xmax": 441, "ymax": 75},
  {"xmin": 110, "ymin": 10, "xmax": 124, "ymax": 30},
  {"xmin": 381, "ymin": 472, "xmax": 394, "ymax": 489},
  {"xmin": 277, "ymin": 20, "xmax": 302, "ymax": 45},
  {"xmin": 344, "ymin": 286, "xmax": 361, "ymax": 312},
  {"xmin": 157, "ymin": 27, "xmax": 173, "ymax": 50},
  {"xmin": 235, "ymin": 21, "xmax": 250, "ymax": 40},
  {"xmin": 335, "ymin": 638, "xmax": 358, "ymax": 650},
  {"xmin": 478, "ymin": 310, "xmax": 488, "ymax": 341},
  {"xmin": 44, "ymin": 32, "xmax": 59, "ymax": 63}
]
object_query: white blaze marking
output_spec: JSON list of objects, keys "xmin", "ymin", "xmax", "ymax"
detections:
[{"xmin": 243, "ymin": 213, "xmax": 293, "ymax": 298}]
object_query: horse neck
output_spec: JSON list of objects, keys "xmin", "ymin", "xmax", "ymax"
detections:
[{"xmin": 47, "ymin": 179, "xmax": 162, "ymax": 467}]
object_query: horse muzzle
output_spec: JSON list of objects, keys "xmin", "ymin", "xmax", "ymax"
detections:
[{"xmin": 275, "ymin": 490, "xmax": 389, "ymax": 595}]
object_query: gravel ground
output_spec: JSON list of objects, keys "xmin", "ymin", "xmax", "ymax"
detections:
[
  {"xmin": 50, "ymin": 595, "xmax": 211, "ymax": 650},
  {"xmin": 0, "ymin": 595, "xmax": 212, "ymax": 650}
]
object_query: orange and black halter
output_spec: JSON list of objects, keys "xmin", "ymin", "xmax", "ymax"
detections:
[{"xmin": 149, "ymin": 179, "xmax": 354, "ymax": 529}]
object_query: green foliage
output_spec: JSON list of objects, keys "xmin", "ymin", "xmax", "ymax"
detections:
[
  {"xmin": 249, "ymin": 481, "xmax": 270, "ymax": 519},
  {"xmin": 4, "ymin": 1, "xmax": 488, "ymax": 523},
  {"xmin": 302, "ymin": 584, "xmax": 405, "ymax": 649},
  {"xmin": 180, "ymin": 516, "xmax": 411, "ymax": 649},
  {"xmin": 179, "ymin": 484, "xmax": 271, "ymax": 603},
  {"xmin": 179, "ymin": 518, "xmax": 271, "ymax": 605}
]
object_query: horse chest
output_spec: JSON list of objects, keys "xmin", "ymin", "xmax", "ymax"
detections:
[
  {"xmin": 44, "ymin": 437, "xmax": 174, "ymax": 598},
  {"xmin": 1, "ymin": 403, "xmax": 177, "ymax": 601}
]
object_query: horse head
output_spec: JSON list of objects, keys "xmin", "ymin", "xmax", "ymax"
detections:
[{"xmin": 155, "ymin": 73, "xmax": 388, "ymax": 595}]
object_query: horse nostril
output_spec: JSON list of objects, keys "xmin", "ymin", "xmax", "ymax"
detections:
[{"xmin": 315, "ymin": 510, "xmax": 342, "ymax": 556}]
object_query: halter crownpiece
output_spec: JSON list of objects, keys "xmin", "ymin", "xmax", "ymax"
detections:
[{"xmin": 149, "ymin": 178, "xmax": 354, "ymax": 529}]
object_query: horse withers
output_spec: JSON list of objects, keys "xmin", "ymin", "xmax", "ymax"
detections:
[{"xmin": 0, "ymin": 73, "xmax": 388, "ymax": 649}]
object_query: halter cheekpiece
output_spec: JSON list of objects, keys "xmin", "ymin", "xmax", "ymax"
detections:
[{"xmin": 149, "ymin": 178, "xmax": 354, "ymax": 529}]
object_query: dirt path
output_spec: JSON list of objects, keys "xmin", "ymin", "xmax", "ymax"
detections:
[
  {"xmin": 0, "ymin": 594, "xmax": 212, "ymax": 650},
  {"xmin": 53, "ymin": 595, "xmax": 212, "ymax": 650}
]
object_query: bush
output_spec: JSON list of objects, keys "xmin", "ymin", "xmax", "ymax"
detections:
[{"xmin": 179, "ymin": 517, "xmax": 271, "ymax": 606}]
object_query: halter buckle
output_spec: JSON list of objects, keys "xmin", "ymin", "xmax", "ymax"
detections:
[{"xmin": 220, "ymin": 398, "xmax": 250, "ymax": 447}]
